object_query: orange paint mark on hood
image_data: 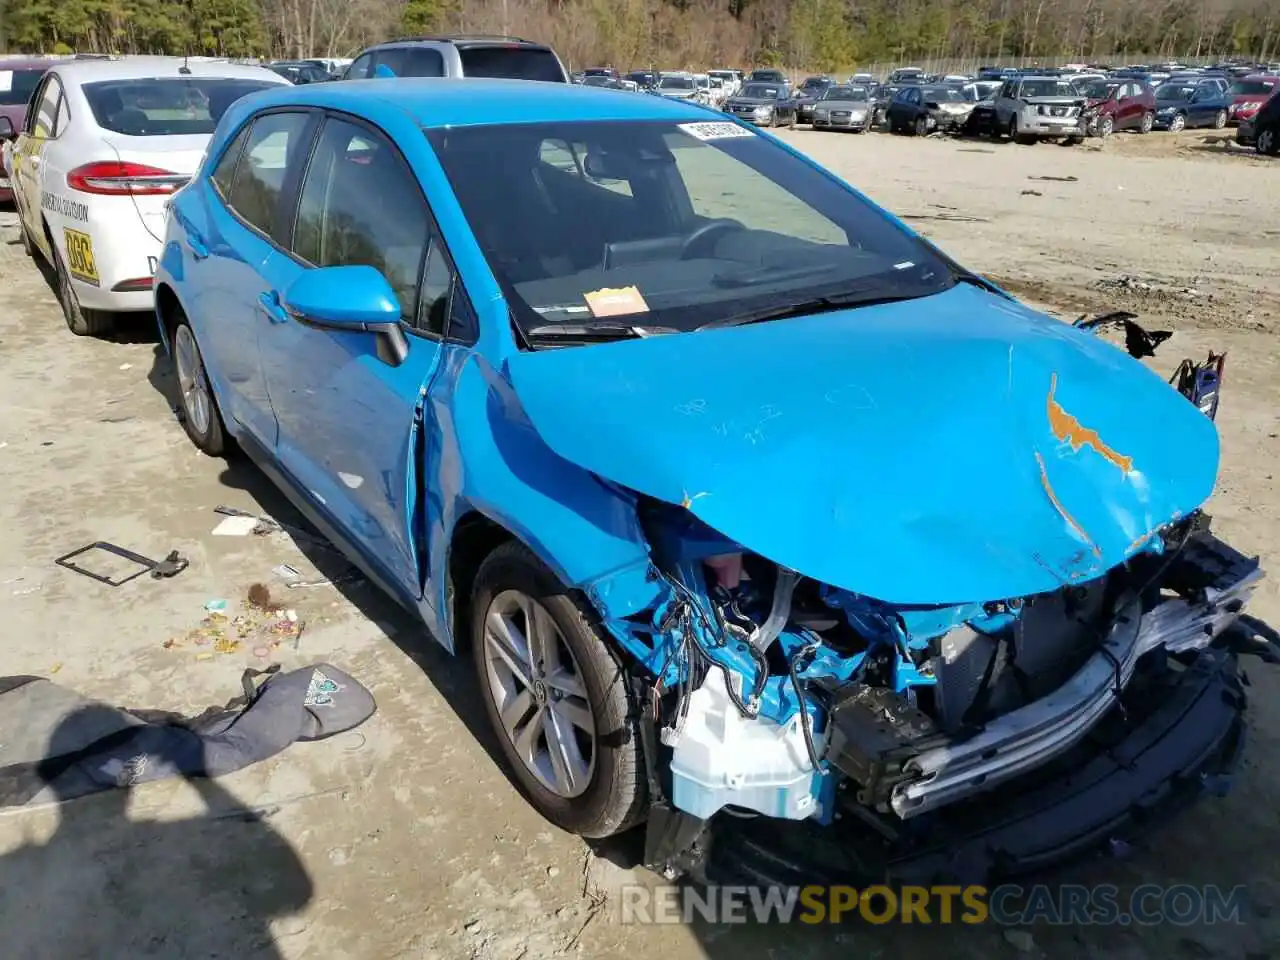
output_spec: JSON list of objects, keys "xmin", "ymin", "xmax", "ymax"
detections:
[{"xmin": 1047, "ymin": 373, "xmax": 1134, "ymax": 475}]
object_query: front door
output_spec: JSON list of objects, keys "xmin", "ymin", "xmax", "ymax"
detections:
[{"xmin": 261, "ymin": 115, "xmax": 449, "ymax": 600}]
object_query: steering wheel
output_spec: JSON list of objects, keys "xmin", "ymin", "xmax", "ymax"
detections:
[{"xmin": 680, "ymin": 218, "xmax": 745, "ymax": 260}]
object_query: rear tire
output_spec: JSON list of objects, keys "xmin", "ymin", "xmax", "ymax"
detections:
[
  {"xmin": 1139, "ymin": 111, "xmax": 1154, "ymax": 134},
  {"xmin": 1169, "ymin": 112, "xmax": 1186, "ymax": 133},
  {"xmin": 1258, "ymin": 128, "xmax": 1277, "ymax": 156},
  {"xmin": 50, "ymin": 231, "xmax": 113, "ymax": 337},
  {"xmin": 471, "ymin": 540, "xmax": 647, "ymax": 839},
  {"xmin": 914, "ymin": 115, "xmax": 928, "ymax": 136},
  {"xmin": 172, "ymin": 318, "xmax": 229, "ymax": 456}
]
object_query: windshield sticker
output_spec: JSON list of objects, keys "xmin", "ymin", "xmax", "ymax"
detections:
[
  {"xmin": 0, "ymin": 71, "xmax": 12, "ymax": 93},
  {"xmin": 583, "ymin": 285, "xmax": 650, "ymax": 318},
  {"xmin": 677, "ymin": 121, "xmax": 755, "ymax": 141}
]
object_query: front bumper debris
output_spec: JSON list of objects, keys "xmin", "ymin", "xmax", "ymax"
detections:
[
  {"xmin": 704, "ymin": 643, "xmax": 1248, "ymax": 886},
  {"xmin": 826, "ymin": 530, "xmax": 1260, "ymax": 819}
]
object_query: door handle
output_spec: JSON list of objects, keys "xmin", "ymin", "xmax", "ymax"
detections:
[{"xmin": 257, "ymin": 291, "xmax": 289, "ymax": 324}]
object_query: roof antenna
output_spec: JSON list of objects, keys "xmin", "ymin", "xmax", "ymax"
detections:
[{"xmin": 180, "ymin": 52, "xmax": 192, "ymax": 75}]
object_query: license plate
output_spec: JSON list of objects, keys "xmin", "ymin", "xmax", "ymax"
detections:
[{"xmin": 63, "ymin": 228, "xmax": 100, "ymax": 286}]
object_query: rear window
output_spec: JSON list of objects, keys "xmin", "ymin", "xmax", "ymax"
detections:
[
  {"xmin": 82, "ymin": 77, "xmax": 278, "ymax": 136},
  {"xmin": 0, "ymin": 68, "xmax": 46, "ymax": 106},
  {"xmin": 458, "ymin": 46, "xmax": 564, "ymax": 82}
]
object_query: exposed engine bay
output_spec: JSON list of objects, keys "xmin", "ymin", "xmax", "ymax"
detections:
[{"xmin": 590, "ymin": 313, "xmax": 1270, "ymax": 881}]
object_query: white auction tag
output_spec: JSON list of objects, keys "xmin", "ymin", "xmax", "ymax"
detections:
[
  {"xmin": 677, "ymin": 121, "xmax": 754, "ymax": 141},
  {"xmin": 0, "ymin": 71, "xmax": 13, "ymax": 93}
]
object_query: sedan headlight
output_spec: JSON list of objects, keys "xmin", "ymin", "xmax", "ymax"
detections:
[
  {"xmin": 755, "ymin": 104, "xmax": 773, "ymax": 114},
  {"xmin": 1243, "ymin": 100, "xmax": 1262, "ymax": 110}
]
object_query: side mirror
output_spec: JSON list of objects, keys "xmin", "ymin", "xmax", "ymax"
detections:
[
  {"xmin": 283, "ymin": 265, "xmax": 408, "ymax": 365},
  {"xmin": 0, "ymin": 116, "xmax": 14, "ymax": 141}
]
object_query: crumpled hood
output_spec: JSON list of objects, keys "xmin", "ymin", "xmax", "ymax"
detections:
[{"xmin": 506, "ymin": 284, "xmax": 1219, "ymax": 604}]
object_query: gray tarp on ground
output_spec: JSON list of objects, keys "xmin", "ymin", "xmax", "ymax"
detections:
[{"xmin": 0, "ymin": 663, "xmax": 375, "ymax": 807}]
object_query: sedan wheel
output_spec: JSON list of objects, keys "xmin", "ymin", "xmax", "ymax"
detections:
[
  {"xmin": 471, "ymin": 541, "xmax": 647, "ymax": 838},
  {"xmin": 1139, "ymin": 111, "xmax": 1154, "ymax": 134},
  {"xmin": 173, "ymin": 320, "xmax": 229, "ymax": 455},
  {"xmin": 1259, "ymin": 128, "xmax": 1277, "ymax": 156},
  {"xmin": 1213, "ymin": 110, "xmax": 1227, "ymax": 130},
  {"xmin": 914, "ymin": 115, "xmax": 928, "ymax": 136},
  {"xmin": 52, "ymin": 237, "xmax": 113, "ymax": 337},
  {"xmin": 1096, "ymin": 114, "xmax": 1114, "ymax": 138},
  {"xmin": 1169, "ymin": 113, "xmax": 1186, "ymax": 133}
]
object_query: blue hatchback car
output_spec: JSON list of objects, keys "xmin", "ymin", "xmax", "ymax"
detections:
[{"xmin": 156, "ymin": 78, "xmax": 1269, "ymax": 881}]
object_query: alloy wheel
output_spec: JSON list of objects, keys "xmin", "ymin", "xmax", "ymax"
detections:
[
  {"xmin": 1170, "ymin": 113, "xmax": 1186, "ymax": 133},
  {"xmin": 1140, "ymin": 111, "xmax": 1154, "ymax": 133},
  {"xmin": 1097, "ymin": 115, "xmax": 1114, "ymax": 138},
  {"xmin": 482, "ymin": 589, "xmax": 597, "ymax": 799},
  {"xmin": 1213, "ymin": 110, "xmax": 1227, "ymax": 129},
  {"xmin": 1259, "ymin": 129, "xmax": 1276, "ymax": 155},
  {"xmin": 174, "ymin": 324, "xmax": 212, "ymax": 437}
]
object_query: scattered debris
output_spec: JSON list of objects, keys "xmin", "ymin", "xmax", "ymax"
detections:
[
  {"xmin": 1021, "ymin": 189, "xmax": 1042, "ymax": 196},
  {"xmin": 118, "ymin": 363, "xmax": 133, "ymax": 370},
  {"xmin": 213, "ymin": 505, "xmax": 336, "ymax": 551},
  {"xmin": 273, "ymin": 563, "xmax": 302, "ymax": 581},
  {"xmin": 1028, "ymin": 174, "xmax": 1078, "ymax": 182},
  {"xmin": 55, "ymin": 541, "xmax": 188, "ymax": 586},
  {"xmin": 167, "ymin": 592, "xmax": 305, "ymax": 659},
  {"xmin": 205, "ymin": 598, "xmax": 229, "ymax": 613},
  {"xmin": 1003, "ymin": 928, "xmax": 1038, "ymax": 953},
  {"xmin": 958, "ymin": 148, "xmax": 996, "ymax": 154},
  {"xmin": 901, "ymin": 212, "xmax": 990, "ymax": 223},
  {"xmin": 49, "ymin": 663, "xmax": 62, "ymax": 674},
  {"xmin": 248, "ymin": 582, "xmax": 280, "ymax": 611},
  {"xmin": 212, "ymin": 514, "xmax": 260, "ymax": 537}
]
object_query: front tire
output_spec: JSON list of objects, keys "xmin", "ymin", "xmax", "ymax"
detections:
[
  {"xmin": 50, "ymin": 233, "xmax": 113, "ymax": 337},
  {"xmin": 1169, "ymin": 112, "xmax": 1187, "ymax": 133},
  {"xmin": 1259, "ymin": 128, "xmax": 1277, "ymax": 156},
  {"xmin": 1213, "ymin": 109, "xmax": 1228, "ymax": 130},
  {"xmin": 172, "ymin": 319, "xmax": 229, "ymax": 456},
  {"xmin": 914, "ymin": 115, "xmax": 928, "ymax": 136},
  {"xmin": 1096, "ymin": 114, "xmax": 1114, "ymax": 138},
  {"xmin": 1139, "ymin": 110, "xmax": 1154, "ymax": 134},
  {"xmin": 471, "ymin": 541, "xmax": 647, "ymax": 838}
]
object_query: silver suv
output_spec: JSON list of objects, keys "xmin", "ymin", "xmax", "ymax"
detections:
[
  {"xmin": 343, "ymin": 35, "xmax": 568, "ymax": 82},
  {"xmin": 992, "ymin": 75, "xmax": 1087, "ymax": 142}
]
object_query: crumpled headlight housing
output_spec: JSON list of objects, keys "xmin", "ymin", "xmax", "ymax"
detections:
[{"xmin": 1243, "ymin": 100, "xmax": 1262, "ymax": 111}]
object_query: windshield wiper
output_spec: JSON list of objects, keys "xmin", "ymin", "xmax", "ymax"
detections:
[
  {"xmin": 523, "ymin": 321, "xmax": 678, "ymax": 343},
  {"xmin": 696, "ymin": 289, "xmax": 923, "ymax": 331}
]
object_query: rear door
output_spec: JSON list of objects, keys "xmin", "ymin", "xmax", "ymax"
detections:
[
  {"xmin": 260, "ymin": 114, "xmax": 451, "ymax": 598},
  {"xmin": 12, "ymin": 73, "xmax": 62, "ymax": 254},
  {"xmin": 195, "ymin": 109, "xmax": 317, "ymax": 446}
]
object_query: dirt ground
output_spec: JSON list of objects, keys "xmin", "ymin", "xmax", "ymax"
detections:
[{"xmin": 1, "ymin": 125, "xmax": 1278, "ymax": 960}]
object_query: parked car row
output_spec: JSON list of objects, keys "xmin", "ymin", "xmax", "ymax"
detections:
[
  {"xmin": 0, "ymin": 43, "xmax": 1274, "ymax": 889},
  {"xmin": 704, "ymin": 63, "xmax": 1280, "ymax": 154}
]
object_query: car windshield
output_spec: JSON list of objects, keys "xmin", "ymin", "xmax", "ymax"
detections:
[
  {"xmin": 1020, "ymin": 79, "xmax": 1077, "ymax": 98},
  {"xmin": 660, "ymin": 76, "xmax": 693, "ymax": 90},
  {"xmin": 0, "ymin": 67, "xmax": 46, "ymax": 106},
  {"xmin": 741, "ymin": 84, "xmax": 780, "ymax": 98},
  {"xmin": 924, "ymin": 86, "xmax": 966, "ymax": 102},
  {"xmin": 800, "ymin": 78, "xmax": 827, "ymax": 90},
  {"xmin": 1079, "ymin": 80, "xmax": 1121, "ymax": 98},
  {"xmin": 583, "ymin": 76, "xmax": 614, "ymax": 87},
  {"xmin": 1156, "ymin": 84, "xmax": 1194, "ymax": 101},
  {"xmin": 823, "ymin": 86, "xmax": 868, "ymax": 101},
  {"xmin": 82, "ymin": 77, "xmax": 278, "ymax": 136},
  {"xmin": 1229, "ymin": 79, "xmax": 1276, "ymax": 95},
  {"xmin": 425, "ymin": 120, "xmax": 953, "ymax": 340}
]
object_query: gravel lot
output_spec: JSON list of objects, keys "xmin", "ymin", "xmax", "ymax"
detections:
[{"xmin": 1, "ymin": 127, "xmax": 1277, "ymax": 959}]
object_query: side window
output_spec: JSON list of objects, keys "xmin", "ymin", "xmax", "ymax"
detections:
[
  {"xmin": 346, "ymin": 54, "xmax": 373, "ymax": 80},
  {"xmin": 211, "ymin": 125, "xmax": 251, "ymax": 199},
  {"xmin": 225, "ymin": 112, "xmax": 311, "ymax": 237},
  {"xmin": 292, "ymin": 117, "xmax": 428, "ymax": 320},
  {"xmin": 417, "ymin": 239, "xmax": 455, "ymax": 336},
  {"xmin": 32, "ymin": 76, "xmax": 61, "ymax": 138},
  {"xmin": 53, "ymin": 90, "xmax": 70, "ymax": 136},
  {"xmin": 401, "ymin": 48, "xmax": 445, "ymax": 78}
]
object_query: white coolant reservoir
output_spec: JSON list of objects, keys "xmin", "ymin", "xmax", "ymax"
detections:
[{"xmin": 668, "ymin": 668, "xmax": 825, "ymax": 820}]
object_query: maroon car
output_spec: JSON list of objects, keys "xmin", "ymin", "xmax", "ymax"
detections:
[
  {"xmin": 1076, "ymin": 77, "xmax": 1156, "ymax": 137},
  {"xmin": 1226, "ymin": 74, "xmax": 1280, "ymax": 126},
  {"xmin": 0, "ymin": 57, "xmax": 61, "ymax": 202}
]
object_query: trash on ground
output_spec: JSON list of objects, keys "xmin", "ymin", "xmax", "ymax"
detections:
[
  {"xmin": 247, "ymin": 582, "xmax": 280, "ymax": 611},
  {"xmin": 212, "ymin": 515, "xmax": 260, "ymax": 537},
  {"xmin": 205, "ymin": 598, "xmax": 229, "ymax": 613},
  {"xmin": 167, "ymin": 592, "xmax": 305, "ymax": 658},
  {"xmin": 900, "ymin": 212, "xmax": 990, "ymax": 223},
  {"xmin": 1021, "ymin": 189, "xmax": 1042, "ymax": 196},
  {"xmin": 273, "ymin": 563, "xmax": 302, "ymax": 581},
  {"xmin": 1028, "ymin": 174, "xmax": 1078, "ymax": 182},
  {"xmin": 55, "ymin": 541, "xmax": 187, "ymax": 587}
]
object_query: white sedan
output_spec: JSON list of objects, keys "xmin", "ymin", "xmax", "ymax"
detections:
[{"xmin": 7, "ymin": 56, "xmax": 287, "ymax": 336}]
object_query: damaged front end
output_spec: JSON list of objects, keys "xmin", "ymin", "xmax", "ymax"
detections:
[{"xmin": 585, "ymin": 311, "xmax": 1267, "ymax": 884}]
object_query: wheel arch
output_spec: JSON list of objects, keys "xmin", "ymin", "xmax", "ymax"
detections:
[{"xmin": 154, "ymin": 281, "xmax": 183, "ymax": 351}]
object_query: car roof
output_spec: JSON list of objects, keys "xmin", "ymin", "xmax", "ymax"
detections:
[
  {"xmin": 245, "ymin": 77, "xmax": 720, "ymax": 127},
  {"xmin": 48, "ymin": 56, "xmax": 285, "ymax": 85},
  {"xmin": 0, "ymin": 56, "xmax": 66, "ymax": 70}
]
